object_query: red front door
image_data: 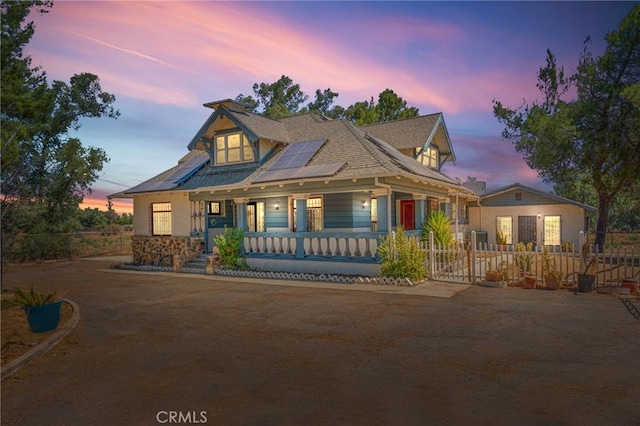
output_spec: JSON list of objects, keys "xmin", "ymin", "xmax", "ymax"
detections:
[{"xmin": 400, "ymin": 200, "xmax": 415, "ymax": 230}]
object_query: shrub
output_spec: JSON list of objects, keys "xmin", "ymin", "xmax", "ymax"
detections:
[
  {"xmin": 422, "ymin": 210, "xmax": 455, "ymax": 247},
  {"xmin": 561, "ymin": 240, "xmax": 575, "ymax": 253},
  {"xmin": 213, "ymin": 226, "xmax": 246, "ymax": 269},
  {"xmin": 378, "ymin": 226, "xmax": 427, "ymax": 282}
]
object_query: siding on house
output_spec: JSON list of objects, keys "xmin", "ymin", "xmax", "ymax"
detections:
[
  {"xmin": 482, "ymin": 190, "xmax": 562, "ymax": 207},
  {"xmin": 324, "ymin": 193, "xmax": 372, "ymax": 230},
  {"xmin": 133, "ymin": 192, "xmax": 191, "ymax": 237},
  {"xmin": 265, "ymin": 197, "xmax": 288, "ymax": 230},
  {"xmin": 470, "ymin": 204, "xmax": 589, "ymax": 247}
]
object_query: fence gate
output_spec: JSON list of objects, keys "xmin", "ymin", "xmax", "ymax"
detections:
[{"xmin": 427, "ymin": 232, "xmax": 470, "ymax": 282}]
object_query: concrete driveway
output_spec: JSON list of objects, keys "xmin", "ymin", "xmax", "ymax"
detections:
[{"xmin": 1, "ymin": 259, "xmax": 639, "ymax": 425}]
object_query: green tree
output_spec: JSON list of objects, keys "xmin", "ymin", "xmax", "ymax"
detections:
[
  {"xmin": 306, "ymin": 88, "xmax": 339, "ymax": 114},
  {"xmin": 79, "ymin": 207, "xmax": 109, "ymax": 229},
  {"xmin": 344, "ymin": 97, "xmax": 379, "ymax": 125},
  {"xmin": 236, "ymin": 75, "xmax": 308, "ymax": 119},
  {"xmin": 1, "ymin": 1, "xmax": 119, "ymax": 238},
  {"xmin": 333, "ymin": 89, "xmax": 419, "ymax": 125},
  {"xmin": 377, "ymin": 89, "xmax": 420, "ymax": 122},
  {"xmin": 493, "ymin": 6, "xmax": 640, "ymax": 250},
  {"xmin": 236, "ymin": 76, "xmax": 419, "ymax": 125}
]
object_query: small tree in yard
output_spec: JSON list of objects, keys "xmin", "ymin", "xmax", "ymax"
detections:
[{"xmin": 378, "ymin": 226, "xmax": 427, "ymax": 282}]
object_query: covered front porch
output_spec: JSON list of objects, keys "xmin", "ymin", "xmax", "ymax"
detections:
[{"xmin": 186, "ymin": 176, "xmax": 473, "ymax": 275}]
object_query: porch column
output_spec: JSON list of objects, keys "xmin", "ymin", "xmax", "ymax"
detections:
[
  {"xmin": 376, "ymin": 195, "xmax": 389, "ymax": 233},
  {"xmin": 293, "ymin": 196, "xmax": 309, "ymax": 258},
  {"xmin": 413, "ymin": 195, "xmax": 426, "ymax": 231},
  {"xmin": 234, "ymin": 198, "xmax": 249, "ymax": 232},
  {"xmin": 294, "ymin": 198, "xmax": 308, "ymax": 232}
]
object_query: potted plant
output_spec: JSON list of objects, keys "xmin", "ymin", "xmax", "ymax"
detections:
[
  {"xmin": 496, "ymin": 229, "xmax": 508, "ymax": 250},
  {"xmin": 620, "ymin": 277, "xmax": 638, "ymax": 294},
  {"xmin": 577, "ymin": 240, "xmax": 597, "ymax": 293},
  {"xmin": 485, "ymin": 260, "xmax": 507, "ymax": 282},
  {"xmin": 514, "ymin": 242, "xmax": 536, "ymax": 288},
  {"xmin": 13, "ymin": 286, "xmax": 62, "ymax": 333},
  {"xmin": 541, "ymin": 245, "xmax": 562, "ymax": 290}
]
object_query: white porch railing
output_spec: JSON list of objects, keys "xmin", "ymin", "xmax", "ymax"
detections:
[{"xmin": 244, "ymin": 232, "xmax": 380, "ymax": 263}]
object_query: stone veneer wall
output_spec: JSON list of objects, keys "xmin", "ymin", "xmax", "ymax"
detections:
[{"xmin": 132, "ymin": 236, "xmax": 205, "ymax": 267}]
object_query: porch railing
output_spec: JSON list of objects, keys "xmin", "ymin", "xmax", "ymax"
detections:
[{"xmin": 244, "ymin": 232, "xmax": 381, "ymax": 262}]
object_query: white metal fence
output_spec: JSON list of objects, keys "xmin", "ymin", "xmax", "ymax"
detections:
[{"xmin": 427, "ymin": 231, "xmax": 640, "ymax": 286}]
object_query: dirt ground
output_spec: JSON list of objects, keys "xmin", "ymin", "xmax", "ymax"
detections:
[
  {"xmin": 1, "ymin": 259, "xmax": 639, "ymax": 425},
  {"xmin": 1, "ymin": 294, "xmax": 73, "ymax": 366}
]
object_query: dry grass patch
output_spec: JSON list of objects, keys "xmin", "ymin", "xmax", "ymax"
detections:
[{"xmin": 1, "ymin": 292, "xmax": 73, "ymax": 367}]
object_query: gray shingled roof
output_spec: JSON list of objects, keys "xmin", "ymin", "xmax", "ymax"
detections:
[
  {"xmin": 482, "ymin": 183, "xmax": 597, "ymax": 212},
  {"xmin": 225, "ymin": 109, "xmax": 291, "ymax": 143},
  {"xmin": 364, "ymin": 113, "xmax": 455, "ymax": 164},
  {"xmin": 117, "ymin": 109, "xmax": 470, "ymax": 197},
  {"xmin": 364, "ymin": 114, "xmax": 441, "ymax": 150}
]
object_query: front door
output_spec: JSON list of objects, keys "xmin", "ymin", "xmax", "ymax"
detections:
[
  {"xmin": 518, "ymin": 216, "xmax": 537, "ymax": 246},
  {"xmin": 400, "ymin": 200, "xmax": 415, "ymax": 231}
]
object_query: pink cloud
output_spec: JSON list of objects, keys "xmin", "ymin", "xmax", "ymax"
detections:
[
  {"xmin": 444, "ymin": 133, "xmax": 553, "ymax": 193},
  {"xmin": 28, "ymin": 2, "xmax": 464, "ymax": 113}
]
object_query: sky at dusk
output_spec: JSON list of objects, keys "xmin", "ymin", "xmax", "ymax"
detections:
[{"xmin": 25, "ymin": 1, "xmax": 636, "ymax": 214}]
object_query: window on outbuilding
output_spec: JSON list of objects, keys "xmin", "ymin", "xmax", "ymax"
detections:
[
  {"xmin": 496, "ymin": 216, "xmax": 513, "ymax": 245},
  {"xmin": 152, "ymin": 202, "xmax": 172, "ymax": 236},
  {"xmin": 544, "ymin": 215, "xmax": 561, "ymax": 246}
]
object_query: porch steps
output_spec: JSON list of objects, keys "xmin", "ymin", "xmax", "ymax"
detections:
[{"xmin": 180, "ymin": 253, "xmax": 208, "ymax": 274}]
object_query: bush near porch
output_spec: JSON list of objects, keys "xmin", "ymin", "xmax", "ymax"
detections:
[{"xmin": 378, "ymin": 226, "xmax": 427, "ymax": 282}]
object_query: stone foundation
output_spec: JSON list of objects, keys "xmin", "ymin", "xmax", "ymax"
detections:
[{"xmin": 132, "ymin": 236, "xmax": 205, "ymax": 267}]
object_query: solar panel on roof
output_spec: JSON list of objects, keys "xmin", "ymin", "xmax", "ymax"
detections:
[
  {"xmin": 252, "ymin": 162, "xmax": 344, "ymax": 184},
  {"xmin": 167, "ymin": 155, "xmax": 210, "ymax": 184},
  {"xmin": 269, "ymin": 139, "xmax": 325, "ymax": 170},
  {"xmin": 124, "ymin": 154, "xmax": 209, "ymax": 194}
]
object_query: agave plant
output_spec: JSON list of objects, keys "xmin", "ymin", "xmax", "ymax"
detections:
[
  {"xmin": 422, "ymin": 210, "xmax": 455, "ymax": 247},
  {"xmin": 13, "ymin": 285, "xmax": 58, "ymax": 307}
]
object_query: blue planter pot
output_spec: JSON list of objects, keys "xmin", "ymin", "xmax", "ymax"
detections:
[{"xmin": 24, "ymin": 300, "xmax": 63, "ymax": 333}]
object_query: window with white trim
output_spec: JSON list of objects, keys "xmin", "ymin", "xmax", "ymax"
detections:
[
  {"xmin": 544, "ymin": 215, "xmax": 561, "ymax": 246},
  {"xmin": 416, "ymin": 146, "xmax": 439, "ymax": 169},
  {"xmin": 152, "ymin": 202, "xmax": 172, "ymax": 236},
  {"xmin": 215, "ymin": 132, "xmax": 254, "ymax": 165}
]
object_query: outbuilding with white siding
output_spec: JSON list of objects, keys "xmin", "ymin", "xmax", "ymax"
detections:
[{"xmin": 468, "ymin": 183, "xmax": 596, "ymax": 248}]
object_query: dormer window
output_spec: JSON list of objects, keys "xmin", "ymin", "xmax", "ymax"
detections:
[
  {"xmin": 215, "ymin": 132, "xmax": 254, "ymax": 165},
  {"xmin": 415, "ymin": 146, "xmax": 439, "ymax": 169}
]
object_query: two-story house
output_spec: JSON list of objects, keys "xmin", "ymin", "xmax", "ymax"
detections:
[{"xmin": 110, "ymin": 99, "xmax": 478, "ymax": 275}]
